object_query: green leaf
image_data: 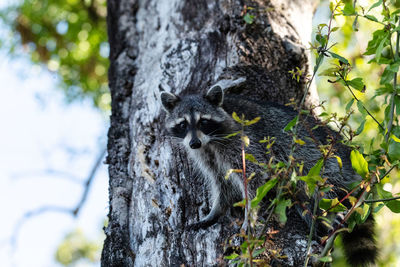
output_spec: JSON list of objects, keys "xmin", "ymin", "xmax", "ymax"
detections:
[
  {"xmin": 331, "ymin": 27, "xmax": 339, "ymax": 32},
  {"xmin": 327, "ymin": 51, "xmax": 349, "ymax": 65},
  {"xmin": 375, "ymin": 35, "xmax": 388, "ymax": 62},
  {"xmin": 309, "ymin": 159, "xmax": 324, "ymax": 177},
  {"xmin": 380, "ymin": 67, "xmax": 395, "ymax": 84},
  {"xmin": 224, "ymin": 131, "xmax": 240, "ymax": 138},
  {"xmin": 376, "ymin": 183, "xmax": 393, "ymax": 199},
  {"xmin": 243, "ymin": 13, "xmax": 255, "ymax": 24},
  {"xmin": 395, "ymin": 95, "xmax": 400, "ymax": 116},
  {"xmin": 356, "ymin": 100, "xmax": 367, "ymax": 116},
  {"xmin": 284, "ymin": 115, "xmax": 298, "ymax": 132},
  {"xmin": 244, "ymin": 116, "xmax": 260, "ymax": 126},
  {"xmin": 359, "ymin": 203, "xmax": 371, "ymax": 221},
  {"xmin": 364, "ymin": 15, "xmax": 378, "ymax": 22},
  {"xmin": 299, "ymin": 159, "xmax": 324, "ymax": 196},
  {"xmin": 343, "ymin": 2, "xmax": 356, "ymax": 15},
  {"xmin": 388, "ymin": 127, "xmax": 400, "ymax": 160},
  {"xmin": 388, "ymin": 139, "xmax": 400, "ymax": 160},
  {"xmin": 387, "ymin": 61, "xmax": 400, "ymax": 72},
  {"xmin": 319, "ymin": 198, "xmax": 347, "ymax": 213},
  {"xmin": 350, "ymin": 150, "xmax": 369, "ymax": 178},
  {"xmin": 319, "ymin": 256, "xmax": 333, "ymax": 263},
  {"xmin": 232, "ymin": 112, "xmax": 243, "ymax": 123},
  {"xmin": 294, "ymin": 138, "xmax": 305, "ymax": 145},
  {"xmin": 365, "ymin": 30, "xmax": 390, "ymax": 56},
  {"xmin": 316, "ymin": 33, "xmax": 327, "ymax": 47},
  {"xmin": 245, "ymin": 153, "xmax": 259, "ymax": 164},
  {"xmin": 319, "ymin": 67, "xmax": 340, "ymax": 77},
  {"xmin": 240, "ymin": 240, "xmax": 248, "ymax": 250},
  {"xmin": 225, "ymin": 253, "xmax": 239, "ymax": 260},
  {"xmin": 335, "ymin": 156, "xmax": 343, "ymax": 169},
  {"xmin": 374, "ymin": 203, "xmax": 385, "ymax": 213},
  {"xmin": 356, "ymin": 119, "xmax": 366, "ymax": 135},
  {"xmin": 386, "ymin": 200, "xmax": 400, "ymax": 213},
  {"xmin": 253, "ymin": 248, "xmax": 266, "ymax": 257},
  {"xmin": 275, "ymin": 198, "xmax": 292, "ymax": 224},
  {"xmin": 391, "ymin": 134, "xmax": 400, "ymax": 143},
  {"xmin": 368, "ymin": 0, "xmax": 383, "ymax": 12},
  {"xmin": 345, "ymin": 98, "xmax": 355, "ymax": 112},
  {"xmin": 347, "ymin": 77, "xmax": 365, "ymax": 92},
  {"xmin": 314, "ymin": 54, "xmax": 325, "ymax": 73},
  {"xmin": 234, "ymin": 199, "xmax": 246, "ymax": 208},
  {"xmin": 376, "ymin": 84, "xmax": 393, "ymax": 96},
  {"xmin": 251, "ymin": 178, "xmax": 278, "ymax": 208},
  {"xmin": 377, "ymin": 183, "xmax": 400, "ymax": 213}
]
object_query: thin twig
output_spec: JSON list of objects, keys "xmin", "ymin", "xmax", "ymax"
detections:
[
  {"xmin": 239, "ymin": 120, "xmax": 253, "ymax": 267},
  {"xmin": 337, "ymin": 72, "xmax": 385, "ymax": 131},
  {"xmin": 321, "ymin": 178, "xmax": 370, "ymax": 246},
  {"xmin": 11, "ymin": 206, "xmax": 74, "ymax": 250},
  {"xmin": 322, "ymin": 181, "xmax": 362, "ymax": 215},
  {"xmin": 321, "ymin": 164, "xmax": 398, "ymax": 246},
  {"xmin": 385, "ymin": 19, "xmax": 400, "ymax": 143},
  {"xmin": 73, "ymin": 147, "xmax": 107, "ymax": 216},
  {"xmin": 364, "ymin": 196, "xmax": 400, "ymax": 203},
  {"xmin": 10, "ymin": 147, "xmax": 107, "ymax": 254},
  {"xmin": 304, "ymin": 192, "xmax": 320, "ymax": 267},
  {"xmin": 290, "ymin": 3, "xmax": 339, "ymax": 162},
  {"xmin": 319, "ymin": 230, "xmax": 337, "ymax": 260},
  {"xmin": 257, "ymin": 181, "xmax": 284, "ymax": 240}
]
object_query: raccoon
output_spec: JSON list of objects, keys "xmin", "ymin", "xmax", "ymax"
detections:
[{"xmin": 160, "ymin": 85, "xmax": 377, "ymax": 266}]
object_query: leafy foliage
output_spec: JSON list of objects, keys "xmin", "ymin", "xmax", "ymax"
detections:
[
  {"xmin": 313, "ymin": 0, "xmax": 400, "ymax": 265},
  {"xmin": 0, "ymin": 0, "xmax": 110, "ymax": 110},
  {"xmin": 55, "ymin": 228, "xmax": 103, "ymax": 266},
  {"xmin": 226, "ymin": 1, "xmax": 400, "ymax": 265}
]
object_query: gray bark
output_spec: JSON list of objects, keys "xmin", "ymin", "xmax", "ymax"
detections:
[{"xmin": 102, "ymin": 0, "xmax": 320, "ymax": 266}]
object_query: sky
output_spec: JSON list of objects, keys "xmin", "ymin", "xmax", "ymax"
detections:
[{"xmin": 0, "ymin": 1, "xmax": 109, "ymax": 266}]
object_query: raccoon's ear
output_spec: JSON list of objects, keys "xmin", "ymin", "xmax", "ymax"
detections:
[
  {"xmin": 160, "ymin": 92, "xmax": 180, "ymax": 113},
  {"xmin": 205, "ymin": 85, "xmax": 224, "ymax": 106}
]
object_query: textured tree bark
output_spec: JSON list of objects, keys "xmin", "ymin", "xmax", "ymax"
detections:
[{"xmin": 102, "ymin": 0, "xmax": 320, "ymax": 266}]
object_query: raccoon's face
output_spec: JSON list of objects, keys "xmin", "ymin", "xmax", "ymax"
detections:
[{"xmin": 161, "ymin": 86, "xmax": 235, "ymax": 149}]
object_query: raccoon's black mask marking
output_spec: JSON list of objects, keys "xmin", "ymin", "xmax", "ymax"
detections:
[{"xmin": 161, "ymin": 86, "xmax": 234, "ymax": 150}]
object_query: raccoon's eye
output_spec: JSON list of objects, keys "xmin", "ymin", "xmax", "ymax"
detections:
[
  {"xmin": 177, "ymin": 121, "xmax": 187, "ymax": 130},
  {"xmin": 198, "ymin": 118, "xmax": 221, "ymax": 135},
  {"xmin": 170, "ymin": 120, "xmax": 187, "ymax": 138},
  {"xmin": 199, "ymin": 118, "xmax": 210, "ymax": 126}
]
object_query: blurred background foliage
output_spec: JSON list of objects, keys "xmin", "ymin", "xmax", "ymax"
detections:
[
  {"xmin": 0, "ymin": 0, "xmax": 399, "ymax": 266},
  {"xmin": 314, "ymin": 0, "xmax": 400, "ymax": 265},
  {"xmin": 0, "ymin": 0, "xmax": 109, "ymax": 265},
  {"xmin": 0, "ymin": 0, "xmax": 110, "ymax": 110},
  {"xmin": 55, "ymin": 228, "xmax": 103, "ymax": 266}
]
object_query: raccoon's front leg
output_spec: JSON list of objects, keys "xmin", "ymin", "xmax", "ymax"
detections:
[
  {"xmin": 187, "ymin": 175, "xmax": 243, "ymax": 230},
  {"xmin": 187, "ymin": 194, "xmax": 225, "ymax": 230},
  {"xmin": 187, "ymin": 174, "xmax": 228, "ymax": 230}
]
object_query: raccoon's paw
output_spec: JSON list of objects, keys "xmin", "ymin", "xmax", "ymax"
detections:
[
  {"xmin": 186, "ymin": 216, "xmax": 220, "ymax": 231},
  {"xmin": 187, "ymin": 221, "xmax": 213, "ymax": 231}
]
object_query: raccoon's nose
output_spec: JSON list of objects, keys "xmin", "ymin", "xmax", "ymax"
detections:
[{"xmin": 189, "ymin": 138, "xmax": 202, "ymax": 149}]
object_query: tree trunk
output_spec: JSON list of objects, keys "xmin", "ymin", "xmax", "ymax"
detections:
[{"xmin": 102, "ymin": 0, "xmax": 319, "ymax": 266}]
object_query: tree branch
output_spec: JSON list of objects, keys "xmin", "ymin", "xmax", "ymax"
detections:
[{"xmin": 73, "ymin": 147, "xmax": 107, "ymax": 216}]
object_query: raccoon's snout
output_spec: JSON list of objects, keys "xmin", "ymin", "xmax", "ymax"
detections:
[{"xmin": 189, "ymin": 138, "xmax": 202, "ymax": 149}]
